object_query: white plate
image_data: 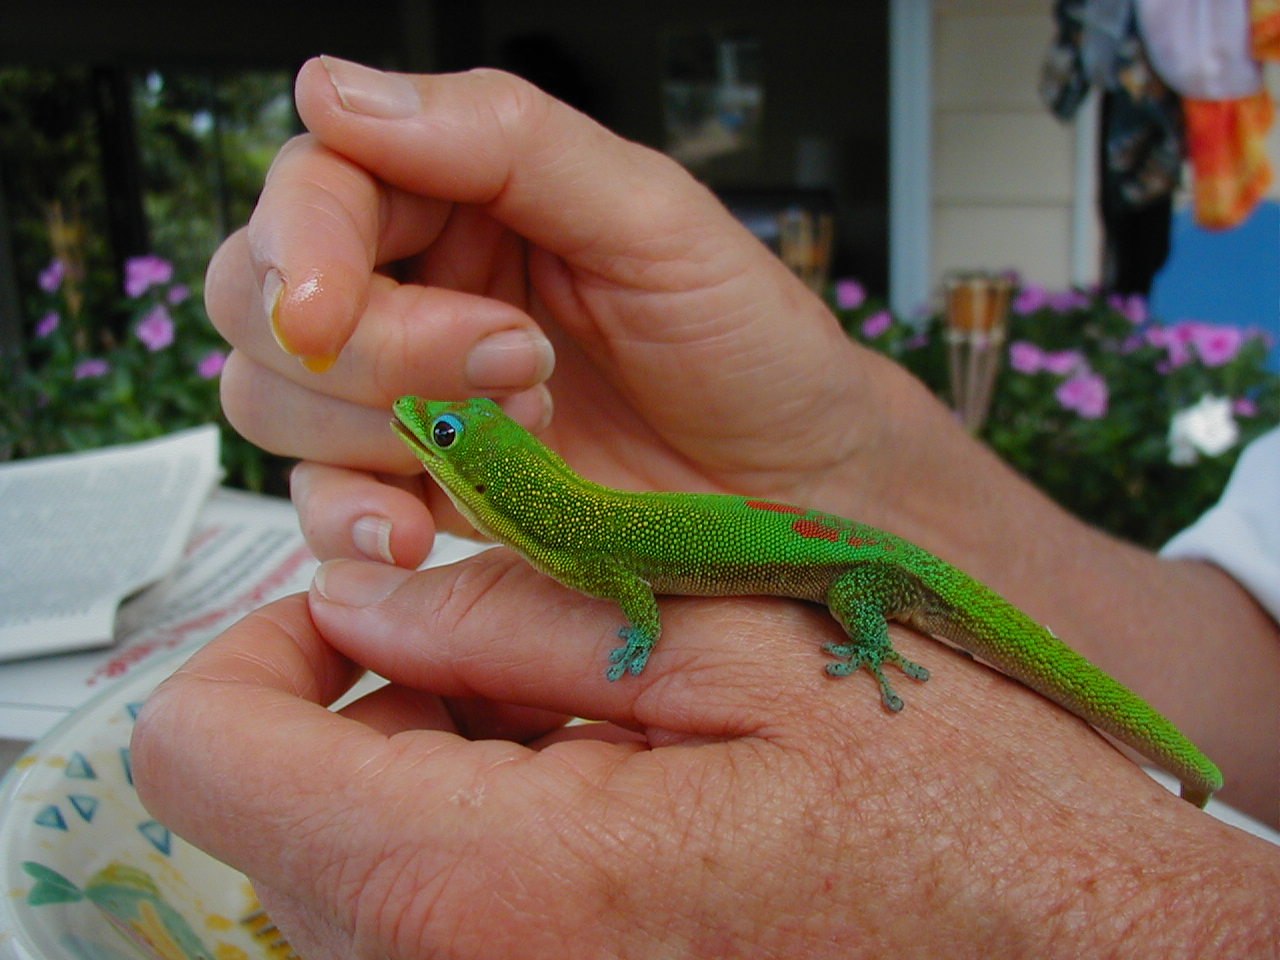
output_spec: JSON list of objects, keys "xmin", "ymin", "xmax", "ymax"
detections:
[{"xmin": 0, "ymin": 647, "xmax": 291, "ymax": 960}]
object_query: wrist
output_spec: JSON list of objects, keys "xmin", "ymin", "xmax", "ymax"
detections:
[{"xmin": 1029, "ymin": 821, "xmax": 1280, "ymax": 957}]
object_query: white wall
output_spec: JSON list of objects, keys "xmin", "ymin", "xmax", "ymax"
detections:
[
  {"xmin": 930, "ymin": 0, "xmax": 1097, "ymax": 291},
  {"xmin": 928, "ymin": 0, "xmax": 1280, "ymax": 296}
]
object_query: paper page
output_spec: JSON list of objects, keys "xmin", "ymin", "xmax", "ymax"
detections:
[
  {"xmin": 0, "ymin": 427, "xmax": 221, "ymax": 661},
  {"xmin": 0, "ymin": 488, "xmax": 485, "ymax": 741},
  {"xmin": 0, "ymin": 488, "xmax": 312, "ymax": 739}
]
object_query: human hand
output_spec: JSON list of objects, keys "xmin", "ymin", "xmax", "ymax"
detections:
[
  {"xmin": 131, "ymin": 552, "xmax": 1280, "ymax": 960},
  {"xmin": 205, "ymin": 57, "xmax": 933, "ymax": 565}
]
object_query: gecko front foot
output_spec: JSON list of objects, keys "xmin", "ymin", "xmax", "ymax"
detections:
[
  {"xmin": 606, "ymin": 626, "xmax": 654, "ymax": 681},
  {"xmin": 822, "ymin": 641, "xmax": 930, "ymax": 712}
]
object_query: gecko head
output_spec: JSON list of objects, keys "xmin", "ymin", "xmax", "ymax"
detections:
[{"xmin": 391, "ymin": 396, "xmax": 508, "ymax": 489}]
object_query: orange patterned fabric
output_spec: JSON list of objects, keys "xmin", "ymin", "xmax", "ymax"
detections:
[
  {"xmin": 1183, "ymin": 91, "xmax": 1275, "ymax": 229},
  {"xmin": 1253, "ymin": 0, "xmax": 1280, "ymax": 60}
]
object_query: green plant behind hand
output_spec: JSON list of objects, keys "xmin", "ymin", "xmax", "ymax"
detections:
[
  {"xmin": 0, "ymin": 254, "xmax": 268, "ymax": 490},
  {"xmin": 832, "ymin": 280, "xmax": 1280, "ymax": 548}
]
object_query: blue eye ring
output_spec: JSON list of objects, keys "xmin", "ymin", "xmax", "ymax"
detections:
[{"xmin": 431, "ymin": 414, "xmax": 464, "ymax": 449}]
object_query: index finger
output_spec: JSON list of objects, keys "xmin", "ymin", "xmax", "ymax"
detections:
[{"xmin": 246, "ymin": 133, "xmax": 453, "ymax": 364}]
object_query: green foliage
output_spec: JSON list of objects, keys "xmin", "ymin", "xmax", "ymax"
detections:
[
  {"xmin": 831, "ymin": 280, "xmax": 1280, "ymax": 548},
  {"xmin": 0, "ymin": 67, "xmax": 115, "ymax": 318},
  {"xmin": 0, "ymin": 66, "xmax": 296, "ymax": 489},
  {"xmin": 0, "ymin": 256, "xmax": 270, "ymax": 490},
  {"xmin": 133, "ymin": 70, "xmax": 294, "ymax": 284}
]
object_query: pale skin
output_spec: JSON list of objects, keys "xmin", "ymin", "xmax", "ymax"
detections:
[{"xmin": 131, "ymin": 57, "xmax": 1279, "ymax": 959}]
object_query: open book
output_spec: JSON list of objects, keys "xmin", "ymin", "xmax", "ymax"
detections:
[
  {"xmin": 0, "ymin": 427, "xmax": 223, "ymax": 662},
  {"xmin": 0, "ymin": 428, "xmax": 487, "ymax": 741}
]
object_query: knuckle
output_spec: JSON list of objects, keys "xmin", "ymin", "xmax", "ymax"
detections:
[
  {"xmin": 465, "ymin": 68, "xmax": 554, "ymax": 158},
  {"xmin": 429, "ymin": 550, "xmax": 526, "ymax": 636}
]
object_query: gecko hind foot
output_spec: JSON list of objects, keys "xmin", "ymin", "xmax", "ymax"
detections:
[
  {"xmin": 822, "ymin": 642, "xmax": 929, "ymax": 712},
  {"xmin": 606, "ymin": 627, "xmax": 654, "ymax": 681}
]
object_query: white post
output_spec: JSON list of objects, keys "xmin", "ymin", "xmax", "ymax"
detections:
[
  {"xmin": 1070, "ymin": 91, "xmax": 1100, "ymax": 288},
  {"xmin": 889, "ymin": 0, "xmax": 934, "ymax": 318}
]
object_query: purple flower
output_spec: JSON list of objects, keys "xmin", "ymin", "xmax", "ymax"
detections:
[
  {"xmin": 834, "ymin": 278, "xmax": 866, "ymax": 311},
  {"xmin": 38, "ymin": 259, "xmax": 65, "ymax": 293},
  {"xmin": 1106, "ymin": 293, "xmax": 1148, "ymax": 325},
  {"xmin": 1042, "ymin": 349, "xmax": 1085, "ymax": 376},
  {"xmin": 860, "ymin": 310, "xmax": 893, "ymax": 339},
  {"xmin": 35, "ymin": 311, "xmax": 60, "ymax": 338},
  {"xmin": 1009, "ymin": 340, "xmax": 1045, "ymax": 374},
  {"xmin": 1055, "ymin": 372, "xmax": 1109, "ymax": 419},
  {"xmin": 74, "ymin": 358, "xmax": 110, "ymax": 380},
  {"xmin": 1233, "ymin": 397, "xmax": 1258, "ymax": 417},
  {"xmin": 1148, "ymin": 325, "xmax": 1193, "ymax": 370},
  {"xmin": 1012, "ymin": 284, "xmax": 1050, "ymax": 315},
  {"xmin": 196, "ymin": 350, "xmax": 227, "ymax": 379},
  {"xmin": 135, "ymin": 304, "xmax": 175, "ymax": 351},
  {"xmin": 1047, "ymin": 289, "xmax": 1091, "ymax": 313},
  {"xmin": 1117, "ymin": 334, "xmax": 1144, "ymax": 354},
  {"xmin": 167, "ymin": 283, "xmax": 191, "ymax": 305},
  {"xmin": 1190, "ymin": 324, "xmax": 1244, "ymax": 367},
  {"xmin": 124, "ymin": 255, "xmax": 174, "ymax": 298}
]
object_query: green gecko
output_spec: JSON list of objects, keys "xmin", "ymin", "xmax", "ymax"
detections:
[{"xmin": 392, "ymin": 396, "xmax": 1223, "ymax": 807}]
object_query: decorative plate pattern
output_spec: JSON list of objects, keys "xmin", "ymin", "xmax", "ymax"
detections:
[{"xmin": 0, "ymin": 648, "xmax": 292, "ymax": 960}]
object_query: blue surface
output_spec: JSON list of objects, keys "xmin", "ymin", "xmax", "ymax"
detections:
[{"xmin": 1150, "ymin": 201, "xmax": 1280, "ymax": 368}]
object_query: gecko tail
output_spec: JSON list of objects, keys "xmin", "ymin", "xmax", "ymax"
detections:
[{"xmin": 1180, "ymin": 782, "xmax": 1212, "ymax": 809}]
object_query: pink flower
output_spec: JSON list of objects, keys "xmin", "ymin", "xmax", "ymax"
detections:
[
  {"xmin": 1106, "ymin": 293, "xmax": 1148, "ymax": 325},
  {"xmin": 1147, "ymin": 325, "xmax": 1193, "ymax": 370},
  {"xmin": 1190, "ymin": 325, "xmax": 1244, "ymax": 367},
  {"xmin": 1055, "ymin": 372, "xmax": 1109, "ymax": 419},
  {"xmin": 167, "ymin": 283, "xmax": 191, "ymax": 305},
  {"xmin": 1012, "ymin": 284, "xmax": 1050, "ymax": 315},
  {"xmin": 196, "ymin": 350, "xmax": 227, "ymax": 379},
  {"xmin": 1118, "ymin": 334, "xmax": 1144, "ymax": 354},
  {"xmin": 860, "ymin": 310, "xmax": 892, "ymax": 339},
  {"xmin": 1233, "ymin": 397, "xmax": 1258, "ymax": 417},
  {"xmin": 135, "ymin": 304, "xmax": 175, "ymax": 351},
  {"xmin": 1047, "ymin": 289, "xmax": 1091, "ymax": 313},
  {"xmin": 1009, "ymin": 340, "xmax": 1045, "ymax": 374},
  {"xmin": 834, "ymin": 278, "xmax": 866, "ymax": 311},
  {"xmin": 38, "ymin": 259, "xmax": 65, "ymax": 293},
  {"xmin": 35, "ymin": 311, "xmax": 60, "ymax": 338},
  {"xmin": 1042, "ymin": 349, "xmax": 1085, "ymax": 376},
  {"xmin": 124, "ymin": 255, "xmax": 174, "ymax": 298},
  {"xmin": 74, "ymin": 358, "xmax": 110, "ymax": 380}
]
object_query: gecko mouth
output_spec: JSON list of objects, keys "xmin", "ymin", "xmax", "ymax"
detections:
[{"xmin": 390, "ymin": 417, "xmax": 437, "ymax": 462}]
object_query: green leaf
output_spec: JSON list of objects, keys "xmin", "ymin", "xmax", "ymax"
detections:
[{"xmin": 23, "ymin": 861, "xmax": 84, "ymax": 905}]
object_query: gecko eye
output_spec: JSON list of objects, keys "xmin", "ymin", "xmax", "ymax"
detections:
[{"xmin": 431, "ymin": 414, "xmax": 464, "ymax": 448}]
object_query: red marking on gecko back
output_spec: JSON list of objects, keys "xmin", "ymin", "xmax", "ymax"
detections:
[
  {"xmin": 791, "ymin": 519, "xmax": 842, "ymax": 541},
  {"xmin": 745, "ymin": 499, "xmax": 806, "ymax": 515},
  {"xmin": 847, "ymin": 535, "xmax": 878, "ymax": 547}
]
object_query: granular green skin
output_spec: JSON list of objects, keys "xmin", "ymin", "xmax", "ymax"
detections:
[{"xmin": 393, "ymin": 396, "xmax": 1223, "ymax": 806}]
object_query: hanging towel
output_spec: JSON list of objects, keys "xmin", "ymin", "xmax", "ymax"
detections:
[
  {"xmin": 1082, "ymin": 0, "xmax": 1138, "ymax": 85},
  {"xmin": 1183, "ymin": 91, "xmax": 1275, "ymax": 229},
  {"xmin": 1253, "ymin": 0, "xmax": 1280, "ymax": 59},
  {"xmin": 1042, "ymin": 0, "xmax": 1185, "ymax": 206},
  {"xmin": 1137, "ymin": 0, "xmax": 1263, "ymax": 99}
]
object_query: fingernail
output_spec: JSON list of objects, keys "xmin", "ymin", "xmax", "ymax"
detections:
[
  {"xmin": 313, "ymin": 559, "xmax": 413, "ymax": 607},
  {"xmin": 465, "ymin": 329, "xmax": 556, "ymax": 390},
  {"xmin": 352, "ymin": 515, "xmax": 395, "ymax": 564},
  {"xmin": 298, "ymin": 353, "xmax": 338, "ymax": 374},
  {"xmin": 264, "ymin": 267, "xmax": 338, "ymax": 371},
  {"xmin": 263, "ymin": 268, "xmax": 293, "ymax": 353},
  {"xmin": 320, "ymin": 55, "xmax": 420, "ymax": 119}
]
